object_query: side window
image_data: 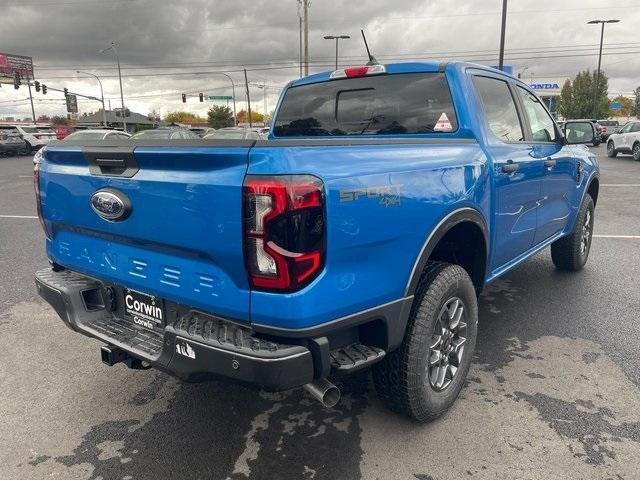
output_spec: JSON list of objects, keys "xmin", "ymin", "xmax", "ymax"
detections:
[
  {"xmin": 631, "ymin": 123, "xmax": 640, "ymax": 133},
  {"xmin": 620, "ymin": 123, "xmax": 634, "ymax": 134},
  {"xmin": 516, "ymin": 87, "xmax": 557, "ymax": 142},
  {"xmin": 472, "ymin": 76, "xmax": 524, "ymax": 142}
]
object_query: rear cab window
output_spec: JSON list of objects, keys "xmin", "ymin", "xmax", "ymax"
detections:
[
  {"xmin": 273, "ymin": 72, "xmax": 458, "ymax": 137},
  {"xmin": 472, "ymin": 75, "xmax": 524, "ymax": 143}
]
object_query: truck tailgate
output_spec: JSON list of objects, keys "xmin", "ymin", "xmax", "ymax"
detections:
[{"xmin": 39, "ymin": 141, "xmax": 252, "ymax": 321}]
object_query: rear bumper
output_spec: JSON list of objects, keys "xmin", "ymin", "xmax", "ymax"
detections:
[{"xmin": 35, "ymin": 267, "xmax": 314, "ymax": 390}]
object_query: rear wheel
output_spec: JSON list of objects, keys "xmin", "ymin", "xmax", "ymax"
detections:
[
  {"xmin": 372, "ymin": 262, "xmax": 478, "ymax": 422},
  {"xmin": 633, "ymin": 142, "xmax": 640, "ymax": 162},
  {"xmin": 606, "ymin": 141, "xmax": 617, "ymax": 158},
  {"xmin": 551, "ymin": 194, "xmax": 594, "ymax": 271}
]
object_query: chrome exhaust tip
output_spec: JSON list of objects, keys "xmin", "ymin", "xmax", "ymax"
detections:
[{"xmin": 304, "ymin": 378, "xmax": 341, "ymax": 408}]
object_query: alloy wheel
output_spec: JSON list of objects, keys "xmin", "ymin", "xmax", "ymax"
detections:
[{"xmin": 427, "ymin": 297, "xmax": 467, "ymax": 391}]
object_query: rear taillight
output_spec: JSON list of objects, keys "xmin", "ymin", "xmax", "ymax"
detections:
[
  {"xmin": 33, "ymin": 162, "xmax": 51, "ymax": 239},
  {"xmin": 243, "ymin": 175, "xmax": 325, "ymax": 291}
]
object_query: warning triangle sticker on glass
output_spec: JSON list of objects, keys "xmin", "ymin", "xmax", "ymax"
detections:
[{"xmin": 433, "ymin": 112, "xmax": 453, "ymax": 132}]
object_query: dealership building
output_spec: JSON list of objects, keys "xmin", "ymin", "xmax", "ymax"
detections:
[{"xmin": 526, "ymin": 78, "xmax": 570, "ymax": 118}]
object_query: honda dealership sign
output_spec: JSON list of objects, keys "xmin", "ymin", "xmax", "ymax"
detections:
[
  {"xmin": 530, "ymin": 83, "xmax": 561, "ymax": 91},
  {"xmin": 0, "ymin": 52, "xmax": 34, "ymax": 79}
]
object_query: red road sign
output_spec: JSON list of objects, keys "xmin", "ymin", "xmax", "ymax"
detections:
[{"xmin": 0, "ymin": 53, "xmax": 34, "ymax": 79}]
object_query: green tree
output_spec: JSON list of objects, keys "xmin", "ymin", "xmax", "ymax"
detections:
[
  {"xmin": 632, "ymin": 87, "xmax": 640, "ymax": 117},
  {"xmin": 163, "ymin": 111, "xmax": 205, "ymax": 124},
  {"xmin": 558, "ymin": 70, "xmax": 610, "ymax": 119},
  {"xmin": 593, "ymin": 71, "xmax": 610, "ymax": 118},
  {"xmin": 207, "ymin": 105, "xmax": 234, "ymax": 128},
  {"xmin": 609, "ymin": 95, "xmax": 633, "ymax": 118},
  {"xmin": 558, "ymin": 80, "xmax": 574, "ymax": 119}
]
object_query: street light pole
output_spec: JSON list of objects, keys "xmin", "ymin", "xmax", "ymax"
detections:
[
  {"xmin": 587, "ymin": 19, "xmax": 620, "ymax": 117},
  {"xmin": 212, "ymin": 72, "xmax": 237, "ymax": 125},
  {"xmin": 100, "ymin": 41, "xmax": 127, "ymax": 132},
  {"xmin": 77, "ymin": 70, "xmax": 106, "ymax": 127},
  {"xmin": 498, "ymin": 0, "xmax": 508, "ymax": 70},
  {"xmin": 323, "ymin": 35, "xmax": 350, "ymax": 70}
]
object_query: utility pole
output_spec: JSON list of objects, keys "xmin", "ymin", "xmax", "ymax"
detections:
[
  {"xmin": 298, "ymin": 0, "xmax": 303, "ymax": 78},
  {"xmin": 244, "ymin": 68, "xmax": 253, "ymax": 128},
  {"xmin": 26, "ymin": 77, "xmax": 36, "ymax": 123},
  {"xmin": 263, "ymin": 81, "xmax": 267, "ymax": 121},
  {"xmin": 303, "ymin": 0, "xmax": 309, "ymax": 76},
  {"xmin": 588, "ymin": 19, "xmax": 620, "ymax": 117},
  {"xmin": 498, "ymin": 0, "xmax": 507, "ymax": 70}
]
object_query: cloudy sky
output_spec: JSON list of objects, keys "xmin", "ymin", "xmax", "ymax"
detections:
[{"xmin": 1, "ymin": 0, "xmax": 639, "ymax": 120}]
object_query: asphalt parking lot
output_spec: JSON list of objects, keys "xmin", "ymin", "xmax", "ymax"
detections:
[{"xmin": 1, "ymin": 148, "xmax": 639, "ymax": 480}]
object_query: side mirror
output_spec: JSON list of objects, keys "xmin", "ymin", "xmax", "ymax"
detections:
[{"xmin": 563, "ymin": 121, "xmax": 596, "ymax": 145}]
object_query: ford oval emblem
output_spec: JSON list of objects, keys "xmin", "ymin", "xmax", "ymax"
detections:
[{"xmin": 90, "ymin": 189, "xmax": 131, "ymax": 221}]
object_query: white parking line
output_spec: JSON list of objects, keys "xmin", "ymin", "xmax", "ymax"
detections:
[
  {"xmin": 0, "ymin": 215, "xmax": 38, "ymax": 219},
  {"xmin": 593, "ymin": 235, "xmax": 640, "ymax": 239},
  {"xmin": 601, "ymin": 184, "xmax": 640, "ymax": 187}
]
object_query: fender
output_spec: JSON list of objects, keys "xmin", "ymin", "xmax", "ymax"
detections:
[{"xmin": 404, "ymin": 207, "xmax": 489, "ymax": 296}]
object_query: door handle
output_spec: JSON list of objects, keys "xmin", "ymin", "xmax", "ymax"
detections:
[
  {"xmin": 544, "ymin": 158, "xmax": 556, "ymax": 168},
  {"xmin": 502, "ymin": 162, "xmax": 519, "ymax": 173}
]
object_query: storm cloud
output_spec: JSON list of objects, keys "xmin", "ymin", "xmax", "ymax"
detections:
[{"xmin": 1, "ymin": 0, "xmax": 638, "ymax": 119}]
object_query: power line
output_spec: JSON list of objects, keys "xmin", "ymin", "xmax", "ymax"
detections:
[
  {"xmin": 32, "ymin": 42, "xmax": 640, "ymax": 70},
  {"xmin": 31, "ymin": 49, "xmax": 640, "ymax": 81}
]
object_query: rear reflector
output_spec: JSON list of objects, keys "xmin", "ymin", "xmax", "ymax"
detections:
[{"xmin": 330, "ymin": 64, "xmax": 386, "ymax": 79}]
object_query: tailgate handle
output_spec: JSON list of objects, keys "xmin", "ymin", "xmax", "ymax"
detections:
[
  {"xmin": 84, "ymin": 146, "xmax": 138, "ymax": 178},
  {"xmin": 95, "ymin": 157, "xmax": 126, "ymax": 168}
]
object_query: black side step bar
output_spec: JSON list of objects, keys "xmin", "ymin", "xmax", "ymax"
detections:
[{"xmin": 330, "ymin": 343, "xmax": 385, "ymax": 374}]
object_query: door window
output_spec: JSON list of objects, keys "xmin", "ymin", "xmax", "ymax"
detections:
[
  {"xmin": 472, "ymin": 76, "xmax": 524, "ymax": 143},
  {"xmin": 620, "ymin": 123, "xmax": 634, "ymax": 134},
  {"xmin": 516, "ymin": 87, "xmax": 558, "ymax": 142}
]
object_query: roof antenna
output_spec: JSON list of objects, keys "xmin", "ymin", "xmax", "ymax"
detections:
[{"xmin": 361, "ymin": 29, "xmax": 378, "ymax": 65}]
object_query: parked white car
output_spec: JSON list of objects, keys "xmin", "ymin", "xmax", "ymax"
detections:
[
  {"xmin": 64, "ymin": 129, "xmax": 131, "ymax": 141},
  {"xmin": 12, "ymin": 125, "xmax": 56, "ymax": 152},
  {"xmin": 606, "ymin": 121, "xmax": 640, "ymax": 161}
]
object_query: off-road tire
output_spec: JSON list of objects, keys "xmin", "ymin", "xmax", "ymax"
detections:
[
  {"xmin": 633, "ymin": 142, "xmax": 640, "ymax": 162},
  {"xmin": 606, "ymin": 141, "xmax": 617, "ymax": 158},
  {"xmin": 372, "ymin": 262, "xmax": 478, "ymax": 422},
  {"xmin": 551, "ymin": 194, "xmax": 594, "ymax": 271}
]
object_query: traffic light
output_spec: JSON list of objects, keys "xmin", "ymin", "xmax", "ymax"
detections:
[
  {"xmin": 14, "ymin": 73, "xmax": 21, "ymax": 89},
  {"xmin": 199, "ymin": 93, "xmax": 204, "ymax": 102},
  {"xmin": 42, "ymin": 84, "xmax": 47, "ymax": 95},
  {"xmin": 34, "ymin": 81, "xmax": 41, "ymax": 92},
  {"xmin": 63, "ymin": 87, "xmax": 68, "ymax": 97},
  {"xmin": 182, "ymin": 93, "xmax": 186, "ymax": 103}
]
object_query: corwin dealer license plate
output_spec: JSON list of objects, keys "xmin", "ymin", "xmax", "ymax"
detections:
[{"xmin": 123, "ymin": 288, "xmax": 165, "ymax": 331}]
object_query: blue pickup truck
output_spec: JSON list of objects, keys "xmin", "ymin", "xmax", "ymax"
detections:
[{"xmin": 34, "ymin": 62, "xmax": 599, "ymax": 421}]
